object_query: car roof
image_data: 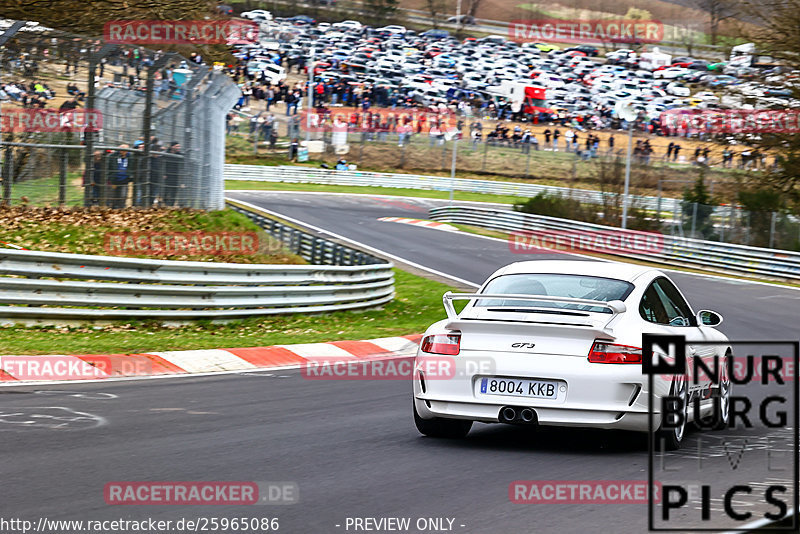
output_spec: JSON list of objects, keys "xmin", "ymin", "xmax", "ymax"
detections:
[{"xmin": 490, "ymin": 260, "xmax": 658, "ymax": 283}]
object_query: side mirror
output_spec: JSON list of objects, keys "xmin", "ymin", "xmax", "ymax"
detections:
[{"xmin": 697, "ymin": 310, "xmax": 723, "ymax": 327}]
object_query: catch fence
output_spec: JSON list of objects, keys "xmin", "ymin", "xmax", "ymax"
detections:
[{"xmin": 0, "ymin": 18, "xmax": 240, "ymax": 210}]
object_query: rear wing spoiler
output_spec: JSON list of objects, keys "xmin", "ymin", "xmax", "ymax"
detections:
[{"xmin": 442, "ymin": 292, "xmax": 627, "ymax": 322}]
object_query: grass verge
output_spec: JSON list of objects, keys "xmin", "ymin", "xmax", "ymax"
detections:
[
  {"xmin": 0, "ymin": 206, "xmax": 302, "ymax": 264},
  {"xmin": 0, "ymin": 269, "xmax": 457, "ymax": 355},
  {"xmin": 225, "ymin": 180, "xmax": 521, "ymax": 204}
]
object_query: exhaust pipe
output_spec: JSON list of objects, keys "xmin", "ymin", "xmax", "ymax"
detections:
[
  {"xmin": 520, "ymin": 408, "xmax": 535, "ymax": 423},
  {"xmin": 500, "ymin": 407, "xmax": 517, "ymax": 422}
]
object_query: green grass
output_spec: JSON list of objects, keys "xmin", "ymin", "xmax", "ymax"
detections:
[
  {"xmin": 12, "ymin": 172, "xmax": 84, "ymax": 206},
  {"xmin": 0, "ymin": 269, "xmax": 458, "ymax": 354},
  {"xmin": 226, "ymin": 180, "xmax": 521, "ymax": 204}
]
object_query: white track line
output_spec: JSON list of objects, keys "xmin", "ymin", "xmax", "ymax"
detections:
[{"xmin": 229, "ymin": 198, "xmax": 479, "ymax": 289}]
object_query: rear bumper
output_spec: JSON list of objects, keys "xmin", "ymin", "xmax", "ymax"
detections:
[
  {"xmin": 413, "ymin": 350, "xmax": 671, "ymax": 432},
  {"xmin": 414, "ymin": 397, "xmax": 660, "ymax": 431}
]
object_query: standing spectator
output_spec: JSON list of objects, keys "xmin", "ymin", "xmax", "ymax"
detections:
[
  {"xmin": 607, "ymin": 134, "xmax": 615, "ymax": 156},
  {"xmin": 543, "ymin": 128, "xmax": 551, "ymax": 148},
  {"xmin": 673, "ymin": 143, "xmax": 682, "ymax": 162},
  {"xmin": 520, "ymin": 129, "xmax": 531, "ymax": 154},
  {"xmin": 564, "ymin": 128, "xmax": 574, "ymax": 152},
  {"xmin": 666, "ymin": 142, "xmax": 674, "ymax": 161},
  {"xmin": 552, "ymin": 128, "xmax": 560, "ymax": 151},
  {"xmin": 722, "ymin": 147, "xmax": 733, "ymax": 168},
  {"xmin": 262, "ymin": 113, "xmax": 275, "ymax": 143},
  {"xmin": 107, "ymin": 145, "xmax": 132, "ymax": 209}
]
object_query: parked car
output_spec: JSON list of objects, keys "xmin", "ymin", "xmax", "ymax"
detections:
[{"xmin": 447, "ymin": 15, "xmax": 475, "ymax": 25}]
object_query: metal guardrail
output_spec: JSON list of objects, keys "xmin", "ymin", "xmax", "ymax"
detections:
[
  {"xmin": 0, "ymin": 207, "xmax": 394, "ymax": 321},
  {"xmin": 224, "ymin": 164, "xmax": 681, "ymax": 212},
  {"xmin": 428, "ymin": 205, "xmax": 800, "ymax": 283}
]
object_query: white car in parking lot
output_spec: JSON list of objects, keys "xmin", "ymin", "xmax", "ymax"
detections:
[
  {"xmin": 654, "ymin": 67, "xmax": 690, "ymax": 79},
  {"xmin": 413, "ymin": 260, "xmax": 731, "ymax": 450},
  {"xmin": 376, "ymin": 25, "xmax": 407, "ymax": 34},
  {"xmin": 333, "ymin": 20, "xmax": 363, "ymax": 30},
  {"xmin": 666, "ymin": 82, "xmax": 691, "ymax": 96}
]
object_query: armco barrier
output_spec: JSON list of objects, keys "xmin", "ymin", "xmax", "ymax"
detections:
[
  {"xmin": 224, "ymin": 164, "xmax": 681, "ymax": 212},
  {"xmin": 428, "ymin": 205, "xmax": 800, "ymax": 283},
  {"xmin": 0, "ymin": 208, "xmax": 393, "ymax": 321}
]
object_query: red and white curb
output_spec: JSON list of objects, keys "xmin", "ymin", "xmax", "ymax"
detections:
[
  {"xmin": 377, "ymin": 217, "xmax": 459, "ymax": 232},
  {"xmin": 0, "ymin": 335, "xmax": 422, "ymax": 384}
]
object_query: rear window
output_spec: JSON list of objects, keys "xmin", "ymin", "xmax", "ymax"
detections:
[{"xmin": 476, "ymin": 273, "xmax": 634, "ymax": 314}]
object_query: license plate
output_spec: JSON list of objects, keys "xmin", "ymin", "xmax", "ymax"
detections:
[{"xmin": 477, "ymin": 377, "xmax": 559, "ymax": 399}]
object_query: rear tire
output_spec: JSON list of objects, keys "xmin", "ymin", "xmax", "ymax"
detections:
[
  {"xmin": 657, "ymin": 374, "xmax": 688, "ymax": 451},
  {"xmin": 709, "ymin": 352, "xmax": 732, "ymax": 430},
  {"xmin": 413, "ymin": 401, "xmax": 472, "ymax": 439}
]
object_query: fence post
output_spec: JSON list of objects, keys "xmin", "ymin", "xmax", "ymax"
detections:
[
  {"xmin": 690, "ymin": 202, "xmax": 698, "ymax": 238},
  {"xmin": 141, "ymin": 55, "xmax": 170, "ymax": 207},
  {"xmin": 481, "ymin": 140, "xmax": 488, "ymax": 172},
  {"xmin": 769, "ymin": 211, "xmax": 777, "ymax": 249},
  {"xmin": 59, "ymin": 149, "xmax": 68, "ymax": 206},
  {"xmin": 656, "ymin": 179, "xmax": 662, "ymax": 223},
  {"xmin": 2, "ymin": 146, "xmax": 11, "ymax": 206},
  {"xmin": 524, "ymin": 147, "xmax": 531, "ymax": 178},
  {"xmin": 729, "ymin": 205, "xmax": 736, "ymax": 243},
  {"xmin": 84, "ymin": 43, "xmax": 116, "ymax": 208},
  {"xmin": 0, "ymin": 23, "xmax": 24, "ymax": 208}
]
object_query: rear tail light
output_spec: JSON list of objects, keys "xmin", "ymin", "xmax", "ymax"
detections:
[
  {"xmin": 420, "ymin": 332, "xmax": 461, "ymax": 355},
  {"xmin": 588, "ymin": 341, "xmax": 642, "ymax": 364}
]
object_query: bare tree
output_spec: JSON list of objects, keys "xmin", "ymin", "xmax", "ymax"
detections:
[
  {"xmin": 691, "ymin": 0, "xmax": 738, "ymax": 45},
  {"xmin": 425, "ymin": 0, "xmax": 447, "ymax": 29},
  {"xmin": 1, "ymin": 0, "xmax": 217, "ymax": 35},
  {"xmin": 673, "ymin": 20, "xmax": 705, "ymax": 56}
]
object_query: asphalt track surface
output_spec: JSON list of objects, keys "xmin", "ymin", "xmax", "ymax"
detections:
[{"xmin": 3, "ymin": 191, "xmax": 799, "ymax": 534}]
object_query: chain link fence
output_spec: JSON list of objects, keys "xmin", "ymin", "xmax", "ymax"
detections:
[{"xmin": 0, "ymin": 19, "xmax": 240, "ymax": 210}]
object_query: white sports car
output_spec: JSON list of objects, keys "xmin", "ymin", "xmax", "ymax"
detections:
[{"xmin": 413, "ymin": 261, "xmax": 731, "ymax": 450}]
